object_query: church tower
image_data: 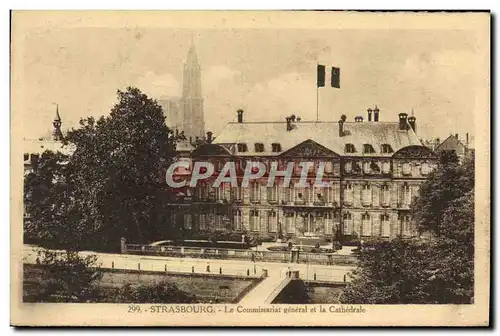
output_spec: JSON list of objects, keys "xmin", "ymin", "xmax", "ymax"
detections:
[
  {"xmin": 52, "ymin": 104, "xmax": 64, "ymax": 141},
  {"xmin": 181, "ymin": 42, "xmax": 205, "ymax": 139}
]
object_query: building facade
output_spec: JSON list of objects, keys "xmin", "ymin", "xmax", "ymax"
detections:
[
  {"xmin": 168, "ymin": 108, "xmax": 438, "ymax": 242},
  {"xmin": 435, "ymin": 134, "xmax": 472, "ymax": 162}
]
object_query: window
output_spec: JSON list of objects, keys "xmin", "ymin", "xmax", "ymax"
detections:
[
  {"xmin": 250, "ymin": 183, "xmax": 260, "ymax": 202},
  {"xmin": 361, "ymin": 213, "xmax": 372, "ymax": 237},
  {"xmin": 183, "ymin": 214, "xmax": 192, "ymax": 230},
  {"xmin": 327, "ymin": 184, "xmax": 335, "ymax": 203},
  {"xmin": 254, "ymin": 143, "xmax": 265, "ymax": 152},
  {"xmin": 214, "ymin": 160, "xmax": 224, "ymax": 171},
  {"xmin": 271, "ymin": 143, "xmax": 282, "ymax": 152},
  {"xmin": 400, "ymin": 183, "xmax": 411, "ymax": 207},
  {"xmin": 197, "ymin": 184, "xmax": 210, "ymax": 201},
  {"xmin": 381, "ymin": 161, "xmax": 391, "ymax": 174},
  {"xmin": 23, "ymin": 153, "xmax": 29, "ymax": 161},
  {"xmin": 285, "ymin": 213, "xmax": 295, "ymax": 233},
  {"xmin": 215, "ymin": 211, "xmax": 225, "ymax": 230},
  {"xmin": 215, "ymin": 185, "xmax": 226, "ymax": 201},
  {"xmin": 267, "ymin": 186, "xmax": 278, "ymax": 203},
  {"xmin": 421, "ymin": 162, "xmax": 430, "ymax": 175},
  {"xmin": 343, "ymin": 212, "xmax": 353, "ymax": 235},
  {"xmin": 402, "ymin": 162, "xmax": 411, "ymax": 176},
  {"xmin": 363, "ymin": 161, "xmax": 371, "ymax": 173},
  {"xmin": 233, "ymin": 210, "xmax": 242, "ymax": 231},
  {"xmin": 361, "ymin": 184, "xmax": 372, "ymax": 206},
  {"xmin": 381, "ymin": 144, "xmax": 394, "ymax": 154},
  {"xmin": 325, "ymin": 161, "xmax": 333, "ymax": 173},
  {"xmin": 344, "ymin": 183, "xmax": 354, "ymax": 206},
  {"xmin": 199, "ymin": 214, "xmax": 207, "ymax": 230},
  {"xmin": 345, "ymin": 143, "xmax": 356, "ymax": 153},
  {"xmin": 237, "ymin": 143, "xmax": 248, "ymax": 152},
  {"xmin": 324, "ymin": 212, "xmax": 335, "ymax": 234},
  {"xmin": 344, "ymin": 161, "xmax": 352, "ymax": 173},
  {"xmin": 285, "ymin": 183, "xmax": 294, "ymax": 203},
  {"xmin": 400, "ymin": 214, "xmax": 411, "ymax": 237},
  {"xmin": 381, "ymin": 214, "xmax": 391, "ymax": 237},
  {"xmin": 295, "ymin": 188, "xmax": 306, "ymax": 204},
  {"xmin": 381, "ymin": 184, "xmax": 391, "ymax": 207},
  {"xmin": 267, "ymin": 211, "xmax": 277, "ymax": 233},
  {"xmin": 363, "ymin": 144, "xmax": 376, "ymax": 154},
  {"xmin": 231, "ymin": 187, "xmax": 242, "ymax": 201},
  {"xmin": 250, "ymin": 210, "xmax": 260, "ymax": 232}
]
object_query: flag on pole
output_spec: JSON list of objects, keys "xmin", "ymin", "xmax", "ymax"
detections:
[
  {"xmin": 317, "ymin": 64, "xmax": 340, "ymax": 88},
  {"xmin": 317, "ymin": 64, "xmax": 326, "ymax": 87},
  {"xmin": 331, "ymin": 67, "xmax": 340, "ymax": 88}
]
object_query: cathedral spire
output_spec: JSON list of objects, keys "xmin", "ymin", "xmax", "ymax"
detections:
[
  {"xmin": 186, "ymin": 39, "xmax": 199, "ymax": 65},
  {"xmin": 181, "ymin": 37, "xmax": 204, "ymax": 139}
]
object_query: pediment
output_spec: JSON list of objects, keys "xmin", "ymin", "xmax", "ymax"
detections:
[{"xmin": 280, "ymin": 139, "xmax": 339, "ymax": 158}]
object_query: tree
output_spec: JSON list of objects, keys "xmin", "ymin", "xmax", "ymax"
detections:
[
  {"xmin": 340, "ymin": 153, "xmax": 475, "ymax": 304},
  {"xmin": 412, "ymin": 150, "xmax": 474, "ymax": 235},
  {"xmin": 339, "ymin": 239, "xmax": 434, "ymax": 304},
  {"xmin": 24, "ymin": 87, "xmax": 182, "ymax": 251},
  {"xmin": 425, "ymin": 191, "xmax": 474, "ymax": 303},
  {"xmin": 27, "ymin": 249, "xmax": 103, "ymax": 302},
  {"xmin": 115, "ymin": 281, "xmax": 197, "ymax": 303}
]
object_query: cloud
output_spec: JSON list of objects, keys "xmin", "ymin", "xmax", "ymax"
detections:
[
  {"xmin": 134, "ymin": 71, "xmax": 181, "ymax": 99},
  {"xmin": 202, "ymin": 65, "xmax": 240, "ymax": 91}
]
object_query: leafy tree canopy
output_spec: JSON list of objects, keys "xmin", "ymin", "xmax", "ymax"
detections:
[{"xmin": 25, "ymin": 87, "xmax": 182, "ymax": 251}]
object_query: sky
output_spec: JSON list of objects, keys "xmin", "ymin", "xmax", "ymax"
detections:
[{"xmin": 19, "ymin": 25, "xmax": 482, "ymax": 143}]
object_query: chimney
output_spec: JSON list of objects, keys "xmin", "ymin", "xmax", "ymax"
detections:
[
  {"xmin": 408, "ymin": 116, "xmax": 416, "ymax": 133},
  {"xmin": 367, "ymin": 108, "xmax": 373, "ymax": 122},
  {"xmin": 354, "ymin": 116, "xmax": 363, "ymax": 122},
  {"xmin": 398, "ymin": 113, "xmax": 408, "ymax": 130},
  {"xmin": 286, "ymin": 117, "xmax": 292, "ymax": 131},
  {"xmin": 338, "ymin": 119, "xmax": 344, "ymax": 137},
  {"xmin": 466, "ymin": 133, "xmax": 469, "ymax": 148},
  {"xmin": 237, "ymin": 109, "xmax": 244, "ymax": 123},
  {"xmin": 455, "ymin": 133, "xmax": 459, "ymax": 139},
  {"xmin": 374, "ymin": 105, "xmax": 380, "ymax": 122},
  {"xmin": 206, "ymin": 131, "xmax": 213, "ymax": 143}
]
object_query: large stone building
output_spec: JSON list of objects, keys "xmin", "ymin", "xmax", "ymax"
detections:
[
  {"xmin": 168, "ymin": 107, "xmax": 438, "ymax": 243},
  {"xmin": 158, "ymin": 43, "xmax": 205, "ymax": 140}
]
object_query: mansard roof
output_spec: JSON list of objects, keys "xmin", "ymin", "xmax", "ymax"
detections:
[{"xmin": 213, "ymin": 120, "xmax": 423, "ymax": 157}]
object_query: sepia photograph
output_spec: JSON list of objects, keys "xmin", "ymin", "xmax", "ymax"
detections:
[{"xmin": 10, "ymin": 10, "xmax": 490, "ymax": 326}]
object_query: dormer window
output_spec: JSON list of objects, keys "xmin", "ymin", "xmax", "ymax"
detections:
[
  {"xmin": 363, "ymin": 144, "xmax": 376, "ymax": 154},
  {"xmin": 345, "ymin": 143, "xmax": 356, "ymax": 153},
  {"xmin": 237, "ymin": 143, "xmax": 248, "ymax": 152},
  {"xmin": 381, "ymin": 144, "xmax": 394, "ymax": 154},
  {"xmin": 255, "ymin": 143, "xmax": 265, "ymax": 153},
  {"xmin": 271, "ymin": 143, "xmax": 282, "ymax": 152}
]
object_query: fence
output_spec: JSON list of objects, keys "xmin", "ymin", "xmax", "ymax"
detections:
[{"xmin": 123, "ymin": 244, "xmax": 358, "ymax": 266}]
